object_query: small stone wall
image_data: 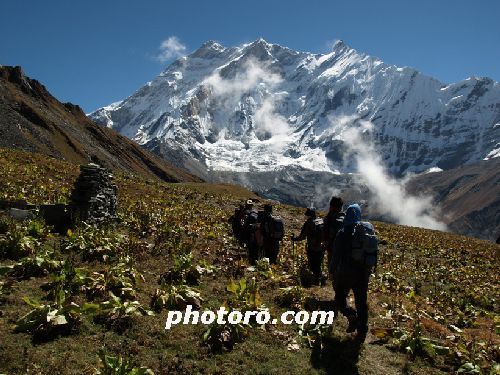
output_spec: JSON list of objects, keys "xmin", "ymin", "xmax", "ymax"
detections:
[
  {"xmin": 1, "ymin": 163, "xmax": 118, "ymax": 231},
  {"xmin": 70, "ymin": 164, "xmax": 118, "ymax": 224}
]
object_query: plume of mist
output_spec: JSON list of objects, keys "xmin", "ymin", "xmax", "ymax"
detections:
[
  {"xmin": 334, "ymin": 117, "xmax": 447, "ymax": 231},
  {"xmin": 314, "ymin": 184, "xmax": 341, "ymax": 211},
  {"xmin": 204, "ymin": 58, "xmax": 282, "ymax": 97},
  {"xmin": 203, "ymin": 58, "xmax": 290, "ymax": 139}
]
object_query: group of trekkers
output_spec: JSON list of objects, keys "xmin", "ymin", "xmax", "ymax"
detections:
[
  {"xmin": 230, "ymin": 200, "xmax": 285, "ymax": 265},
  {"xmin": 229, "ymin": 196, "xmax": 378, "ymax": 341}
]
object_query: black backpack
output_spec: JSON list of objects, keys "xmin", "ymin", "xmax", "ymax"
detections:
[
  {"xmin": 327, "ymin": 212, "xmax": 345, "ymax": 243},
  {"xmin": 310, "ymin": 218, "xmax": 324, "ymax": 247},
  {"xmin": 350, "ymin": 222, "xmax": 378, "ymax": 268},
  {"xmin": 243, "ymin": 211, "xmax": 259, "ymax": 242},
  {"xmin": 265, "ymin": 215, "xmax": 284, "ymax": 240}
]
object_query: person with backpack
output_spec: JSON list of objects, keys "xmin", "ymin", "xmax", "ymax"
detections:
[
  {"xmin": 292, "ymin": 207, "xmax": 326, "ymax": 285},
  {"xmin": 330, "ymin": 203, "xmax": 378, "ymax": 341},
  {"xmin": 229, "ymin": 204, "xmax": 245, "ymax": 245},
  {"xmin": 242, "ymin": 199, "xmax": 261, "ymax": 265},
  {"xmin": 261, "ymin": 204, "xmax": 284, "ymax": 264},
  {"xmin": 323, "ymin": 196, "xmax": 345, "ymax": 269}
]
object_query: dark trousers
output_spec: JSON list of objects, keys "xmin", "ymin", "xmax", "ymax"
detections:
[
  {"xmin": 307, "ymin": 249, "xmax": 324, "ymax": 279},
  {"xmin": 264, "ymin": 241, "xmax": 280, "ymax": 264},
  {"xmin": 333, "ymin": 264, "xmax": 371, "ymax": 333},
  {"xmin": 247, "ymin": 243, "xmax": 259, "ymax": 265}
]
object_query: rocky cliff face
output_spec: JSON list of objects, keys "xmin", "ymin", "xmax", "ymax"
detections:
[{"xmin": 0, "ymin": 65, "xmax": 200, "ymax": 183}]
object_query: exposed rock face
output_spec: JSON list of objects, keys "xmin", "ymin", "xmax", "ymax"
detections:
[{"xmin": 70, "ymin": 164, "xmax": 117, "ymax": 224}]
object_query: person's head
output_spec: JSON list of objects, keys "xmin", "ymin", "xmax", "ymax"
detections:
[
  {"xmin": 344, "ymin": 203, "xmax": 361, "ymax": 226},
  {"xmin": 245, "ymin": 199, "xmax": 254, "ymax": 209},
  {"xmin": 264, "ymin": 204, "xmax": 272, "ymax": 214},
  {"xmin": 305, "ymin": 207, "xmax": 316, "ymax": 218},
  {"xmin": 329, "ymin": 196, "xmax": 343, "ymax": 213}
]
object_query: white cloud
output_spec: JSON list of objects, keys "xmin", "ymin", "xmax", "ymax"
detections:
[
  {"xmin": 204, "ymin": 58, "xmax": 282, "ymax": 97},
  {"xmin": 156, "ymin": 36, "xmax": 187, "ymax": 63},
  {"xmin": 203, "ymin": 58, "xmax": 291, "ymax": 139},
  {"xmin": 331, "ymin": 116, "xmax": 447, "ymax": 231}
]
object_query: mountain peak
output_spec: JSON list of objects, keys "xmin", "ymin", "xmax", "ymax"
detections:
[
  {"xmin": 241, "ymin": 38, "xmax": 275, "ymax": 60},
  {"xmin": 253, "ymin": 37, "xmax": 270, "ymax": 45},
  {"xmin": 201, "ymin": 40, "xmax": 224, "ymax": 49},
  {"xmin": 191, "ymin": 40, "xmax": 225, "ymax": 58},
  {"xmin": 330, "ymin": 39, "xmax": 353, "ymax": 55}
]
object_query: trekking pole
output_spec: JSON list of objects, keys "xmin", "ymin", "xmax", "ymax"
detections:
[{"xmin": 291, "ymin": 236, "xmax": 296, "ymax": 273}]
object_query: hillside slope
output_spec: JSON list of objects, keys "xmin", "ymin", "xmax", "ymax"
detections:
[
  {"xmin": 0, "ymin": 65, "xmax": 200, "ymax": 183},
  {"xmin": 408, "ymin": 157, "xmax": 500, "ymax": 240},
  {"xmin": 0, "ymin": 149, "xmax": 498, "ymax": 374}
]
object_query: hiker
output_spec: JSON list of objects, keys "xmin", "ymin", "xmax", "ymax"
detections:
[
  {"xmin": 229, "ymin": 204, "xmax": 245, "ymax": 245},
  {"xmin": 324, "ymin": 196, "xmax": 345, "ymax": 269},
  {"xmin": 261, "ymin": 204, "xmax": 284, "ymax": 264},
  {"xmin": 292, "ymin": 207, "xmax": 326, "ymax": 285},
  {"xmin": 330, "ymin": 203, "xmax": 378, "ymax": 341},
  {"xmin": 242, "ymin": 199, "xmax": 261, "ymax": 265}
]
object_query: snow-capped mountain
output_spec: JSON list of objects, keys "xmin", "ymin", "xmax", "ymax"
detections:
[{"xmin": 90, "ymin": 38, "xmax": 500, "ymax": 178}]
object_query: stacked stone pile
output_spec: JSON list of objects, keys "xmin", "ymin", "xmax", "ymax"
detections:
[{"xmin": 70, "ymin": 164, "xmax": 117, "ymax": 224}]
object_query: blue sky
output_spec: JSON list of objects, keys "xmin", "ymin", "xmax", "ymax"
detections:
[{"xmin": 1, "ymin": 0, "xmax": 499, "ymax": 112}]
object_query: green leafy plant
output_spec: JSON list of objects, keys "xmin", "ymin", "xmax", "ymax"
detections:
[
  {"xmin": 42, "ymin": 261, "xmax": 89, "ymax": 300},
  {"xmin": 85, "ymin": 258, "xmax": 144, "ymax": 301},
  {"xmin": 95, "ymin": 350, "xmax": 154, "ymax": 375},
  {"xmin": 158, "ymin": 252, "xmax": 201, "ymax": 286},
  {"xmin": 150, "ymin": 284, "xmax": 203, "ymax": 312},
  {"xmin": 1, "ymin": 251, "xmax": 63, "ymax": 279},
  {"xmin": 255, "ymin": 257, "xmax": 274, "ymax": 279},
  {"xmin": 374, "ymin": 320, "xmax": 451, "ymax": 361},
  {"xmin": 94, "ymin": 292, "xmax": 153, "ymax": 331},
  {"xmin": 201, "ymin": 317, "xmax": 248, "ymax": 353},
  {"xmin": 62, "ymin": 224, "xmax": 125, "ymax": 262},
  {"xmin": 275, "ymin": 286, "xmax": 304, "ymax": 310},
  {"xmin": 226, "ymin": 278, "xmax": 263, "ymax": 311},
  {"xmin": 0, "ymin": 225, "xmax": 39, "ymax": 260},
  {"xmin": 26, "ymin": 218, "xmax": 51, "ymax": 239},
  {"xmin": 298, "ymin": 323, "xmax": 333, "ymax": 349},
  {"xmin": 15, "ymin": 292, "xmax": 88, "ymax": 342}
]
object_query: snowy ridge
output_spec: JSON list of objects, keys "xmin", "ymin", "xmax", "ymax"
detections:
[{"xmin": 89, "ymin": 39, "xmax": 500, "ymax": 176}]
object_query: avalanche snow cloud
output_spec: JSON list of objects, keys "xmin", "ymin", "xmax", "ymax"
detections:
[
  {"xmin": 203, "ymin": 58, "xmax": 290, "ymax": 139},
  {"xmin": 338, "ymin": 117, "xmax": 447, "ymax": 231}
]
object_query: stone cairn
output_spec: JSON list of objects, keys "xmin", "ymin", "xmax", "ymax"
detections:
[{"xmin": 70, "ymin": 164, "xmax": 118, "ymax": 224}]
